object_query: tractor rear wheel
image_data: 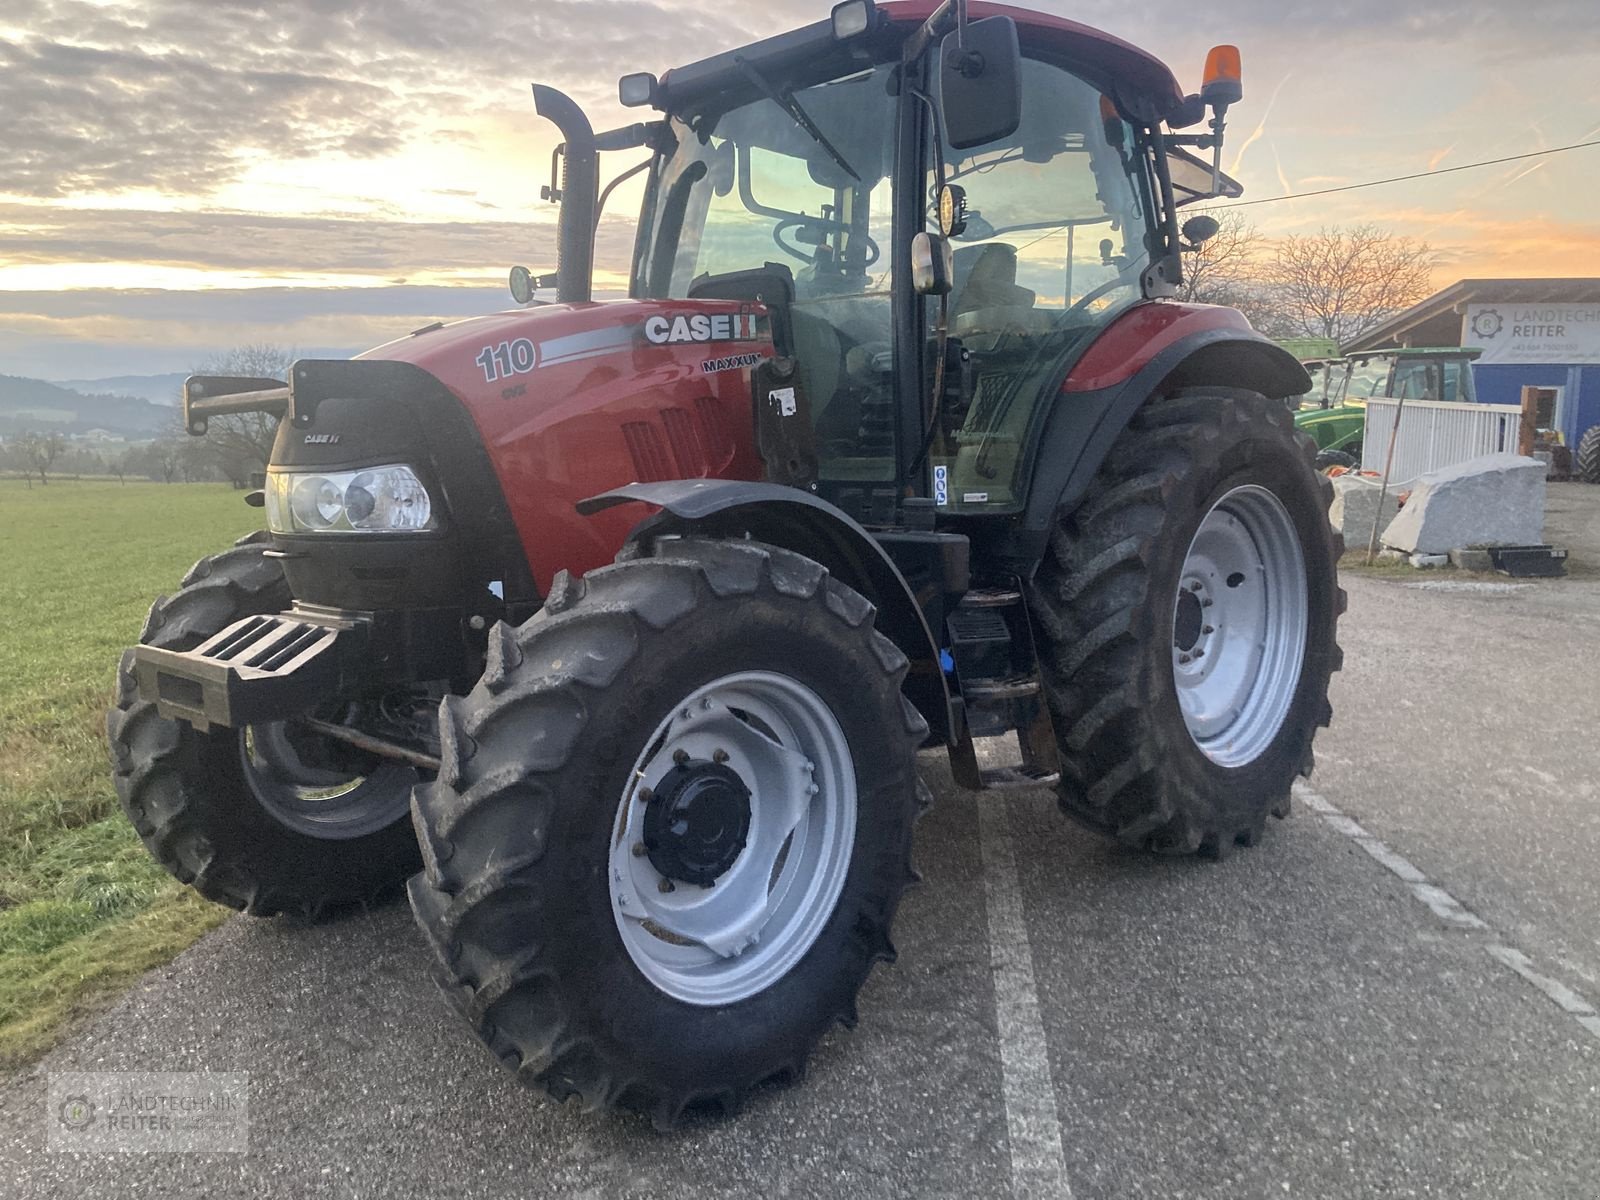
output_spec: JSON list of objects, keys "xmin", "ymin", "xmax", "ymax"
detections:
[
  {"xmin": 407, "ymin": 538, "xmax": 924, "ymax": 1126},
  {"xmin": 1314, "ymin": 447, "xmax": 1358, "ymax": 472},
  {"xmin": 105, "ymin": 534, "xmax": 422, "ymax": 917},
  {"xmin": 1028, "ymin": 387, "xmax": 1344, "ymax": 855},
  {"xmin": 1577, "ymin": 425, "xmax": 1600, "ymax": 484}
]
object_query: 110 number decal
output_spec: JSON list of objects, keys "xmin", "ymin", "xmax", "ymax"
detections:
[{"xmin": 476, "ymin": 338, "xmax": 538, "ymax": 383}]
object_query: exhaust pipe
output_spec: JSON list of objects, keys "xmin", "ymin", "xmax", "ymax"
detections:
[{"xmin": 532, "ymin": 85, "xmax": 598, "ymax": 304}]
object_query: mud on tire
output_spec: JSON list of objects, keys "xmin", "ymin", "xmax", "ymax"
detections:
[
  {"xmin": 105, "ymin": 533, "xmax": 421, "ymax": 918},
  {"xmin": 407, "ymin": 538, "xmax": 925, "ymax": 1126},
  {"xmin": 1028, "ymin": 387, "xmax": 1345, "ymax": 856}
]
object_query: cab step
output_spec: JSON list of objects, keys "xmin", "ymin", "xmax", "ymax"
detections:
[
  {"xmin": 945, "ymin": 582, "xmax": 1061, "ymax": 794},
  {"xmin": 980, "ymin": 764, "xmax": 1061, "ymax": 791}
]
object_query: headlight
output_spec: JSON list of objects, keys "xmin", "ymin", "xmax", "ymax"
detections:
[{"xmin": 265, "ymin": 465, "xmax": 436, "ymax": 534}]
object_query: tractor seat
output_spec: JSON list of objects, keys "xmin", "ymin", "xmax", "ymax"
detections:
[{"xmin": 949, "ymin": 243, "xmax": 1046, "ymax": 345}]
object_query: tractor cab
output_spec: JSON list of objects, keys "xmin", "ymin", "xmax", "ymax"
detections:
[{"xmin": 530, "ymin": 0, "xmax": 1247, "ymax": 525}]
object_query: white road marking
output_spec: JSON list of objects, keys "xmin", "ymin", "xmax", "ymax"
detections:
[
  {"xmin": 978, "ymin": 796, "xmax": 1073, "ymax": 1199},
  {"xmin": 1293, "ymin": 781, "xmax": 1600, "ymax": 1043}
]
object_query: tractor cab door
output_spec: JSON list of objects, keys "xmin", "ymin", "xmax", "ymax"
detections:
[
  {"xmin": 638, "ymin": 62, "xmax": 902, "ymax": 510},
  {"xmin": 917, "ymin": 53, "xmax": 1159, "ymax": 514}
]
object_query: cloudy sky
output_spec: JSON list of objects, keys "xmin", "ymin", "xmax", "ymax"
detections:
[{"xmin": 3, "ymin": 0, "xmax": 1598, "ymax": 380}]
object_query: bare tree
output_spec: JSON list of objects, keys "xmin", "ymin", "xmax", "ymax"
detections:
[
  {"xmin": 191, "ymin": 344, "xmax": 293, "ymax": 486},
  {"xmin": 1177, "ymin": 212, "xmax": 1263, "ymax": 307},
  {"xmin": 1263, "ymin": 224, "xmax": 1436, "ymax": 346},
  {"xmin": 18, "ymin": 430, "xmax": 65, "ymax": 485}
]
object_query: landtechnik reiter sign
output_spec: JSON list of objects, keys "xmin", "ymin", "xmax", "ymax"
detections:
[{"xmin": 1465, "ymin": 303, "xmax": 1600, "ymax": 365}]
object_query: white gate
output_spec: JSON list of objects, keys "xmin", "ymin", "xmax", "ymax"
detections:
[{"xmin": 1360, "ymin": 399, "xmax": 1522, "ymax": 487}]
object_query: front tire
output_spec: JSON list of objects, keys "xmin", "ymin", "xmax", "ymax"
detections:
[
  {"xmin": 407, "ymin": 538, "xmax": 924, "ymax": 1126},
  {"xmin": 105, "ymin": 534, "xmax": 423, "ymax": 917},
  {"xmin": 1029, "ymin": 388, "xmax": 1344, "ymax": 855}
]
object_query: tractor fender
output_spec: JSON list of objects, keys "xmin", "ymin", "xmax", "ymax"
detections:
[
  {"xmin": 1007, "ymin": 326, "xmax": 1312, "ymax": 571},
  {"xmin": 578, "ymin": 481, "xmax": 954, "ymax": 744}
]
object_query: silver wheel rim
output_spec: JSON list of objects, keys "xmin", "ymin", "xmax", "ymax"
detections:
[
  {"xmin": 240, "ymin": 725, "xmax": 413, "ymax": 839},
  {"xmin": 609, "ymin": 671, "xmax": 857, "ymax": 1007},
  {"xmin": 1173, "ymin": 485, "xmax": 1309, "ymax": 768}
]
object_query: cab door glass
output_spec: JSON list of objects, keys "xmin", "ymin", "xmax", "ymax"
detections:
[
  {"xmin": 640, "ymin": 64, "xmax": 901, "ymax": 484},
  {"xmin": 926, "ymin": 57, "xmax": 1154, "ymax": 512}
]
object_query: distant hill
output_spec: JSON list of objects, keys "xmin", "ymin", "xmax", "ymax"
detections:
[
  {"xmin": 56, "ymin": 373, "xmax": 187, "ymax": 407},
  {"xmin": 0, "ymin": 375, "xmax": 175, "ymax": 439}
]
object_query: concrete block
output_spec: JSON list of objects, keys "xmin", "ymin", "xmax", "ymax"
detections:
[
  {"xmin": 1410, "ymin": 553, "xmax": 1449, "ymax": 569},
  {"xmin": 1381, "ymin": 453, "xmax": 1546, "ymax": 555},
  {"xmin": 1328, "ymin": 474, "xmax": 1401, "ymax": 545},
  {"xmin": 1449, "ymin": 547, "xmax": 1496, "ymax": 572}
]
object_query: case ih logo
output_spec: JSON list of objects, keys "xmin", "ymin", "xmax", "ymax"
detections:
[
  {"xmin": 643, "ymin": 311, "xmax": 761, "ymax": 345},
  {"xmin": 1470, "ymin": 309, "xmax": 1505, "ymax": 339}
]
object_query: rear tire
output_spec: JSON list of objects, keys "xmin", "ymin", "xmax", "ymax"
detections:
[
  {"xmin": 1028, "ymin": 388, "xmax": 1344, "ymax": 855},
  {"xmin": 1315, "ymin": 447, "xmax": 1358, "ymax": 472},
  {"xmin": 407, "ymin": 538, "xmax": 924, "ymax": 1126},
  {"xmin": 105, "ymin": 534, "xmax": 422, "ymax": 918},
  {"xmin": 1577, "ymin": 425, "xmax": 1600, "ymax": 484}
]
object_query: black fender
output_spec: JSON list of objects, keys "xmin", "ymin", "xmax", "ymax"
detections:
[
  {"xmin": 578, "ymin": 480, "xmax": 954, "ymax": 744},
  {"xmin": 1001, "ymin": 330, "xmax": 1312, "ymax": 570}
]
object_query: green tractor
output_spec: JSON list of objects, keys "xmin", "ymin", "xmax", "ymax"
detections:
[{"xmin": 1294, "ymin": 347, "xmax": 1483, "ymax": 470}]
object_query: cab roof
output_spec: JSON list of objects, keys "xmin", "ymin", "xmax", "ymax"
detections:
[{"xmin": 655, "ymin": 1, "xmax": 1186, "ymax": 126}]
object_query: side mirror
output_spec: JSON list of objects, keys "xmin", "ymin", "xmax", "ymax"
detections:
[
  {"xmin": 938, "ymin": 17, "xmax": 1022, "ymax": 150},
  {"xmin": 912, "ymin": 233, "xmax": 955, "ymax": 296},
  {"xmin": 1181, "ymin": 215, "xmax": 1221, "ymax": 249},
  {"xmin": 831, "ymin": 0, "xmax": 876, "ymax": 40}
]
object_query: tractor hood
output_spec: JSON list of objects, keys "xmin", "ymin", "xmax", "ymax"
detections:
[
  {"xmin": 359, "ymin": 299, "xmax": 773, "ymax": 395},
  {"xmin": 353, "ymin": 298, "xmax": 771, "ymax": 588}
]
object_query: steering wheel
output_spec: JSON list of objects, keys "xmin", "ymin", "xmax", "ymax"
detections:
[{"xmin": 772, "ymin": 218, "xmax": 881, "ymax": 269}]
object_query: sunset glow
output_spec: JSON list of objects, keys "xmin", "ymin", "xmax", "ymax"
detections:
[{"xmin": 4, "ymin": 0, "xmax": 1598, "ymax": 377}]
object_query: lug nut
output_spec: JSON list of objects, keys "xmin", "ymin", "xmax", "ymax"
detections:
[
  {"xmin": 1202, "ymin": 625, "xmax": 1214, "ymax": 635},
  {"xmin": 632, "ymin": 842, "xmax": 647, "ymax": 857},
  {"xmin": 637, "ymin": 786, "xmax": 653, "ymax": 804},
  {"xmin": 1202, "ymin": 598, "xmax": 1214, "ymax": 608},
  {"xmin": 713, "ymin": 748, "xmax": 729, "ymax": 764},
  {"xmin": 1179, "ymin": 654, "xmax": 1192, "ymax": 665},
  {"xmin": 658, "ymin": 878, "xmax": 675, "ymax": 894},
  {"xmin": 1189, "ymin": 581, "xmax": 1203, "ymax": 593},
  {"xmin": 673, "ymin": 749, "xmax": 689, "ymax": 766}
]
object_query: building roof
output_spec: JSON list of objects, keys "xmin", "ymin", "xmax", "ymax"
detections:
[{"xmin": 1346, "ymin": 278, "xmax": 1600, "ymax": 353}]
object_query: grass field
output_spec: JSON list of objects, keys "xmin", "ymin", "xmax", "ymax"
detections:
[{"xmin": 0, "ymin": 479, "xmax": 260, "ymax": 1065}]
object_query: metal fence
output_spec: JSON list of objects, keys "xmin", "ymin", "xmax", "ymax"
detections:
[{"xmin": 1360, "ymin": 399, "xmax": 1522, "ymax": 487}]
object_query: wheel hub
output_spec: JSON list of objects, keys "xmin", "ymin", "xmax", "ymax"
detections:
[
  {"xmin": 643, "ymin": 760, "xmax": 752, "ymax": 887},
  {"xmin": 1171, "ymin": 485, "xmax": 1309, "ymax": 768},
  {"xmin": 1173, "ymin": 586, "xmax": 1205, "ymax": 652}
]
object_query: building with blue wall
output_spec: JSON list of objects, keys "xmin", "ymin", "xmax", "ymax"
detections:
[{"xmin": 1347, "ymin": 279, "xmax": 1600, "ymax": 449}]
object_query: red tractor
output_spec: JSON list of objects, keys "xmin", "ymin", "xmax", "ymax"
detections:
[{"xmin": 109, "ymin": 0, "xmax": 1341, "ymax": 1124}]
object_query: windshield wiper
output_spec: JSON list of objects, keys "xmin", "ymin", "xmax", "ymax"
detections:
[{"xmin": 733, "ymin": 56, "xmax": 860, "ymax": 183}]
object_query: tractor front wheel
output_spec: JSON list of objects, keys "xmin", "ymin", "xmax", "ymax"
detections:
[
  {"xmin": 105, "ymin": 534, "xmax": 423, "ymax": 917},
  {"xmin": 407, "ymin": 538, "xmax": 924, "ymax": 1126},
  {"xmin": 1029, "ymin": 387, "xmax": 1344, "ymax": 855}
]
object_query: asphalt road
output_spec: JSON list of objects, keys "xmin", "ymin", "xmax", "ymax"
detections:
[{"xmin": 4, "ymin": 570, "xmax": 1598, "ymax": 1199}]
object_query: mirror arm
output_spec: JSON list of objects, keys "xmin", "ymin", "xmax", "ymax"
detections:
[
  {"xmin": 1206, "ymin": 104, "xmax": 1230, "ymax": 194},
  {"xmin": 903, "ymin": 0, "xmax": 961, "ymax": 61}
]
